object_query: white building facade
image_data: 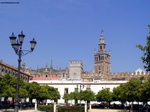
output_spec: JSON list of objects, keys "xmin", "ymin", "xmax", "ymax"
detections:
[{"xmin": 30, "ymin": 80, "xmax": 127, "ymax": 104}]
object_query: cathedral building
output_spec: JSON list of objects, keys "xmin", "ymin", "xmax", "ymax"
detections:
[
  {"xmin": 21, "ymin": 31, "xmax": 149, "ymax": 81},
  {"xmin": 1, "ymin": 30, "xmax": 147, "ymax": 82}
]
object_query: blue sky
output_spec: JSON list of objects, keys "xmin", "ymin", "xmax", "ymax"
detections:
[{"xmin": 0, "ymin": 0, "xmax": 150, "ymax": 73}]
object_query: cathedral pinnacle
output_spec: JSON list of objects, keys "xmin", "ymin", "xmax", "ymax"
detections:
[
  {"xmin": 50, "ymin": 60, "xmax": 53, "ymax": 74},
  {"xmin": 100, "ymin": 30, "xmax": 104, "ymax": 35},
  {"xmin": 99, "ymin": 30, "xmax": 105, "ymax": 44}
]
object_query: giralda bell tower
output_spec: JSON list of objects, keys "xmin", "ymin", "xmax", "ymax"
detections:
[{"xmin": 94, "ymin": 31, "xmax": 111, "ymax": 80}]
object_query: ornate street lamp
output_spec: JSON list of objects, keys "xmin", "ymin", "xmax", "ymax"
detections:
[{"xmin": 9, "ymin": 31, "xmax": 37, "ymax": 112}]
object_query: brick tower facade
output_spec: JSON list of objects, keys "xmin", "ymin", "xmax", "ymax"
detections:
[{"xmin": 94, "ymin": 31, "xmax": 111, "ymax": 80}]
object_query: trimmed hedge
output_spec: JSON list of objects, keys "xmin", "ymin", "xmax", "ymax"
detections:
[
  {"xmin": 38, "ymin": 105, "xmax": 53, "ymax": 112},
  {"xmin": 58, "ymin": 106, "xmax": 84, "ymax": 112},
  {"xmin": 38, "ymin": 105, "xmax": 84, "ymax": 112}
]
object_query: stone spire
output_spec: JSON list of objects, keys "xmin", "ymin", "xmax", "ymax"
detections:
[
  {"xmin": 50, "ymin": 60, "xmax": 53, "ymax": 74},
  {"xmin": 45, "ymin": 64, "xmax": 48, "ymax": 72},
  {"xmin": 98, "ymin": 30, "xmax": 106, "ymax": 52},
  {"xmin": 99, "ymin": 30, "xmax": 105, "ymax": 44}
]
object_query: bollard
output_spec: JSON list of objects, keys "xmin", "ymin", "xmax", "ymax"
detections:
[
  {"xmin": 84, "ymin": 101, "xmax": 87, "ymax": 112},
  {"xmin": 89, "ymin": 102, "xmax": 92, "ymax": 110},
  {"xmin": 34, "ymin": 99, "xmax": 37, "ymax": 110},
  {"xmin": 53, "ymin": 102, "xmax": 56, "ymax": 112}
]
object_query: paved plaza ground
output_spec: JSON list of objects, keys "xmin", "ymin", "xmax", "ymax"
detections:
[
  {"xmin": 0, "ymin": 109, "xmax": 127, "ymax": 112},
  {"xmin": 19, "ymin": 109, "xmax": 127, "ymax": 112},
  {"xmin": 88, "ymin": 109, "xmax": 127, "ymax": 112},
  {"xmin": 0, "ymin": 109, "xmax": 39, "ymax": 112}
]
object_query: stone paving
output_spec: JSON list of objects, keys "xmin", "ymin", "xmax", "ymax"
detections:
[
  {"xmin": 0, "ymin": 109, "xmax": 127, "ymax": 112},
  {"xmin": 88, "ymin": 109, "xmax": 126, "ymax": 112},
  {"xmin": 19, "ymin": 110, "xmax": 42, "ymax": 112},
  {"xmin": 0, "ymin": 109, "xmax": 42, "ymax": 112}
]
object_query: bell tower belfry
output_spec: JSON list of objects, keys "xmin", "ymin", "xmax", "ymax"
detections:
[{"xmin": 94, "ymin": 31, "xmax": 111, "ymax": 80}]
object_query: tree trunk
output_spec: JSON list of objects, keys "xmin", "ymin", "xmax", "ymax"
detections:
[
  {"xmin": 130, "ymin": 102, "xmax": 133, "ymax": 112},
  {"xmin": 29, "ymin": 98, "xmax": 32, "ymax": 104}
]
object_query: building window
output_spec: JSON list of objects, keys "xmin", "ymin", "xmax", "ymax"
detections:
[
  {"xmin": 141, "ymin": 71, "xmax": 144, "ymax": 75},
  {"xmin": 2, "ymin": 68, "xmax": 4, "ymax": 72},
  {"xmin": 103, "ymin": 46, "xmax": 105, "ymax": 49},
  {"xmin": 106, "ymin": 88, "xmax": 110, "ymax": 91},
  {"xmin": 64, "ymin": 88, "xmax": 68, "ymax": 94},
  {"xmin": 74, "ymin": 88, "xmax": 78, "ymax": 92},
  {"xmin": 100, "ymin": 55, "xmax": 104, "ymax": 60},
  {"xmin": 100, "ymin": 46, "xmax": 102, "ymax": 50},
  {"xmin": 95, "ymin": 57, "xmax": 98, "ymax": 61},
  {"xmin": 86, "ymin": 88, "xmax": 91, "ymax": 90}
]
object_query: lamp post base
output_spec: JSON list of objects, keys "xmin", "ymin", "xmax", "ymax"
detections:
[{"xmin": 14, "ymin": 101, "xmax": 19, "ymax": 112}]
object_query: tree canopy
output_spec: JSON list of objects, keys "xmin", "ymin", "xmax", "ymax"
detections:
[
  {"xmin": 0, "ymin": 74, "xmax": 16, "ymax": 98},
  {"xmin": 0, "ymin": 74, "xmax": 61, "ymax": 104},
  {"xmin": 113, "ymin": 84, "xmax": 126, "ymax": 102},
  {"xmin": 137, "ymin": 25, "xmax": 150, "ymax": 72},
  {"xmin": 27, "ymin": 81, "xmax": 41, "ymax": 99},
  {"xmin": 0, "ymin": 74, "xmax": 28, "ymax": 99},
  {"xmin": 1, "ymin": 74, "xmax": 150, "ymax": 105},
  {"xmin": 47, "ymin": 86, "xmax": 60, "ymax": 100},
  {"xmin": 80, "ymin": 89, "xmax": 95, "ymax": 102},
  {"xmin": 113, "ymin": 77, "xmax": 150, "ymax": 104},
  {"xmin": 19, "ymin": 77, "xmax": 28, "ymax": 98},
  {"xmin": 96, "ymin": 88, "xmax": 112, "ymax": 103}
]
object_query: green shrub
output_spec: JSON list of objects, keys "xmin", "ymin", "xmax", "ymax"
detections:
[
  {"xmin": 58, "ymin": 106, "xmax": 84, "ymax": 112},
  {"xmin": 38, "ymin": 105, "xmax": 53, "ymax": 112}
]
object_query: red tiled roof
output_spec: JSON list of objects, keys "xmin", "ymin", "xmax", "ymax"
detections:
[{"xmin": 32, "ymin": 77, "xmax": 60, "ymax": 80}]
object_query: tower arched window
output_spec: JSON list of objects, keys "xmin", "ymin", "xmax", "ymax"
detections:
[
  {"xmin": 103, "ymin": 46, "xmax": 105, "ymax": 49},
  {"xmin": 141, "ymin": 71, "xmax": 144, "ymax": 75},
  {"xmin": 5, "ymin": 69, "xmax": 7, "ymax": 73},
  {"xmin": 100, "ymin": 55, "xmax": 104, "ymax": 60},
  {"xmin": 100, "ymin": 46, "xmax": 102, "ymax": 50}
]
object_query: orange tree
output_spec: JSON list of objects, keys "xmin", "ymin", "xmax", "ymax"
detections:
[
  {"xmin": 80, "ymin": 90, "xmax": 95, "ymax": 103},
  {"xmin": 96, "ymin": 88, "xmax": 112, "ymax": 106},
  {"xmin": 137, "ymin": 25, "xmax": 150, "ymax": 72}
]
